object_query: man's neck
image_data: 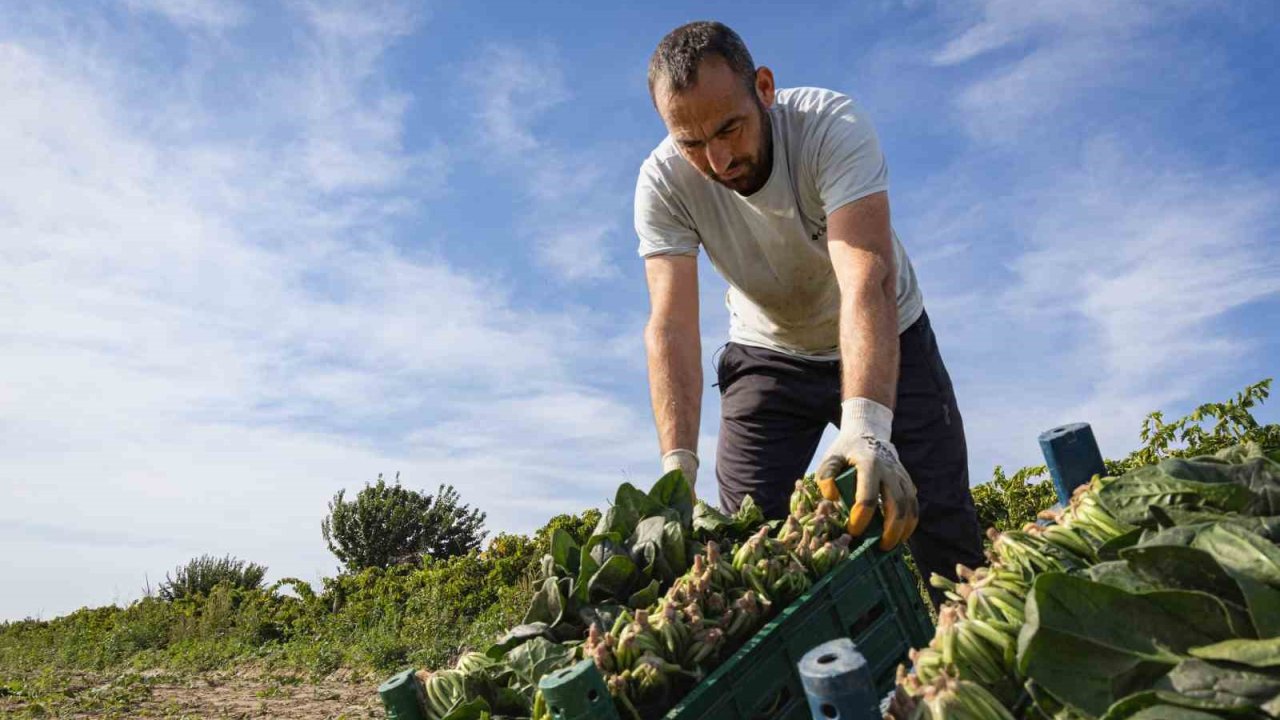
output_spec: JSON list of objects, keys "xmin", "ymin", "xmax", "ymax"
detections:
[{"xmin": 737, "ymin": 105, "xmax": 775, "ymax": 198}]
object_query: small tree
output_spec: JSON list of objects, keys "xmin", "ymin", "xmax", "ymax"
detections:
[
  {"xmin": 971, "ymin": 464, "xmax": 1057, "ymax": 533},
  {"xmin": 158, "ymin": 554, "xmax": 266, "ymax": 601},
  {"xmin": 322, "ymin": 473, "xmax": 487, "ymax": 571},
  {"xmin": 1125, "ymin": 378, "xmax": 1278, "ymax": 469}
]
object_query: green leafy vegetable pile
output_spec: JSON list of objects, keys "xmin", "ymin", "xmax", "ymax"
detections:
[
  {"xmin": 895, "ymin": 442, "xmax": 1280, "ymax": 719},
  {"xmin": 409, "ymin": 474, "xmax": 858, "ymax": 720}
]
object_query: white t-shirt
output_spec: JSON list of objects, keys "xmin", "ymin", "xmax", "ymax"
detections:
[{"xmin": 634, "ymin": 87, "xmax": 924, "ymax": 360}]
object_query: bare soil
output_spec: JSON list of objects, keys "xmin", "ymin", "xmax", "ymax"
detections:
[{"xmin": 0, "ymin": 668, "xmax": 384, "ymax": 719}]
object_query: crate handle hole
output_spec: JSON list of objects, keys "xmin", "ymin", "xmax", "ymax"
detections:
[
  {"xmin": 817, "ymin": 653, "xmax": 839, "ymax": 665},
  {"xmin": 849, "ymin": 603, "xmax": 886, "ymax": 637},
  {"xmin": 751, "ymin": 684, "xmax": 792, "ymax": 719},
  {"xmin": 588, "ymin": 688, "xmax": 600, "ymax": 703},
  {"xmin": 821, "ymin": 702, "xmax": 840, "ymax": 718}
]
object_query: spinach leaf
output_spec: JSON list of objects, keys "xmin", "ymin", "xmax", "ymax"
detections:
[
  {"xmin": 1124, "ymin": 706, "xmax": 1229, "ymax": 720},
  {"xmin": 439, "ymin": 698, "xmax": 491, "ymax": 720},
  {"xmin": 1136, "ymin": 521, "xmax": 1280, "ymax": 636},
  {"xmin": 587, "ymin": 554, "xmax": 638, "ymax": 604},
  {"xmin": 648, "ymin": 469, "xmax": 694, "ymax": 527},
  {"xmin": 691, "ymin": 501, "xmax": 734, "ymax": 541},
  {"xmin": 502, "ymin": 637, "xmax": 575, "ymax": 695},
  {"xmin": 594, "ymin": 504, "xmax": 640, "ymax": 540},
  {"xmin": 1098, "ymin": 527, "xmax": 1144, "ymax": 561},
  {"xmin": 485, "ymin": 623, "xmax": 554, "ymax": 658},
  {"xmin": 575, "ymin": 533, "xmax": 624, "ymax": 602},
  {"xmin": 522, "ymin": 578, "xmax": 565, "ymax": 627},
  {"xmin": 1099, "ymin": 470, "xmax": 1253, "ymax": 525},
  {"xmin": 1150, "ymin": 507, "xmax": 1280, "ymax": 539},
  {"xmin": 1120, "ymin": 544, "xmax": 1255, "ymax": 637},
  {"xmin": 1191, "ymin": 523, "xmax": 1280, "ymax": 637},
  {"xmin": 629, "ymin": 516, "xmax": 672, "ymax": 583},
  {"xmin": 577, "ymin": 603, "xmax": 624, "ymax": 636},
  {"xmin": 1225, "ymin": 458, "xmax": 1280, "ymax": 516},
  {"xmin": 1157, "ymin": 659, "xmax": 1280, "ymax": 717},
  {"xmin": 731, "ymin": 495, "xmax": 765, "ymax": 534},
  {"xmin": 550, "ymin": 528, "xmax": 580, "ymax": 577},
  {"xmin": 1191, "ymin": 523, "xmax": 1280, "ymax": 589},
  {"xmin": 1126, "ymin": 456, "xmax": 1280, "ymax": 518},
  {"xmin": 1190, "ymin": 638, "xmax": 1280, "ymax": 669},
  {"xmin": 1100, "ymin": 690, "xmax": 1261, "ymax": 719},
  {"xmin": 615, "ymin": 482, "xmax": 663, "ymax": 521},
  {"xmin": 1119, "ymin": 545, "xmax": 1247, "ymax": 609},
  {"xmin": 661, "ymin": 520, "xmax": 688, "ymax": 578},
  {"xmin": 1087, "ymin": 561, "xmax": 1161, "ymax": 594},
  {"xmin": 1206, "ymin": 444, "xmax": 1269, "ymax": 464},
  {"xmin": 1017, "ymin": 573, "xmax": 1238, "ymax": 716},
  {"xmin": 627, "ymin": 579, "xmax": 661, "ymax": 609}
]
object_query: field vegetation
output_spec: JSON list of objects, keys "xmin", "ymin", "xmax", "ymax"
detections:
[{"xmin": 1, "ymin": 380, "xmax": 1274, "ymax": 718}]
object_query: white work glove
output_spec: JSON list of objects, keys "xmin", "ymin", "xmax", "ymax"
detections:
[
  {"xmin": 661, "ymin": 449, "xmax": 699, "ymax": 502},
  {"xmin": 816, "ymin": 398, "xmax": 918, "ymax": 550}
]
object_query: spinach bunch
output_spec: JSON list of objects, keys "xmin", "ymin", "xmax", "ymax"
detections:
[{"xmin": 901, "ymin": 443, "xmax": 1280, "ymax": 720}]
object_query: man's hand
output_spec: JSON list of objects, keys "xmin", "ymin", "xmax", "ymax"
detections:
[
  {"xmin": 661, "ymin": 449, "xmax": 699, "ymax": 502},
  {"xmin": 817, "ymin": 398, "xmax": 918, "ymax": 550}
]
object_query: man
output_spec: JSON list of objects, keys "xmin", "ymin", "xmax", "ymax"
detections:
[{"xmin": 635, "ymin": 21, "xmax": 985, "ymax": 602}]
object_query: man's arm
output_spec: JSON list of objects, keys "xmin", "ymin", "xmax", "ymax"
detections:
[
  {"xmin": 643, "ymin": 254, "xmax": 702, "ymax": 494},
  {"xmin": 819, "ymin": 190, "xmax": 918, "ymax": 549},
  {"xmin": 828, "ymin": 191, "xmax": 898, "ymax": 406}
]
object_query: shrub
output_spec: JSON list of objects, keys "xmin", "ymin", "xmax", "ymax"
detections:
[
  {"xmin": 1121, "ymin": 378, "xmax": 1278, "ymax": 469},
  {"xmin": 971, "ymin": 464, "xmax": 1058, "ymax": 533},
  {"xmin": 321, "ymin": 474, "xmax": 487, "ymax": 571},
  {"xmin": 158, "ymin": 555, "xmax": 266, "ymax": 602}
]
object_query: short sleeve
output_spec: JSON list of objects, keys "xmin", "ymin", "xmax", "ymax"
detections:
[
  {"xmin": 634, "ymin": 161, "xmax": 700, "ymax": 258},
  {"xmin": 812, "ymin": 94, "xmax": 889, "ymax": 215}
]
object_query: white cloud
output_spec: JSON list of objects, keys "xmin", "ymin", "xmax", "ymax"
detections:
[
  {"xmin": 913, "ymin": 138, "xmax": 1280, "ymax": 479},
  {"xmin": 290, "ymin": 0, "xmax": 439, "ymax": 194},
  {"xmin": 1005, "ymin": 138, "xmax": 1280, "ymax": 398},
  {"xmin": 467, "ymin": 43, "xmax": 569, "ymax": 154},
  {"xmin": 929, "ymin": 0, "xmax": 1202, "ymax": 139},
  {"xmin": 536, "ymin": 222, "xmax": 623, "ymax": 282},
  {"xmin": 932, "ymin": 1, "xmax": 1151, "ymax": 66},
  {"xmin": 0, "ymin": 5, "xmax": 653, "ymax": 620},
  {"xmin": 463, "ymin": 43, "xmax": 625, "ymax": 282},
  {"xmin": 124, "ymin": 0, "xmax": 248, "ymax": 29}
]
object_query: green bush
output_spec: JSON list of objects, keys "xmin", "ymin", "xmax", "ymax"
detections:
[
  {"xmin": 158, "ymin": 554, "xmax": 266, "ymax": 602},
  {"xmin": 971, "ymin": 464, "xmax": 1058, "ymax": 533},
  {"xmin": 321, "ymin": 474, "xmax": 487, "ymax": 571}
]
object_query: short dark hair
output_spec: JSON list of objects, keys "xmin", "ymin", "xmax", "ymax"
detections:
[{"xmin": 648, "ymin": 21, "xmax": 756, "ymax": 102}]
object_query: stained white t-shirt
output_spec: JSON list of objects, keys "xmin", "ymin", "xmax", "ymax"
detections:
[{"xmin": 634, "ymin": 87, "xmax": 923, "ymax": 360}]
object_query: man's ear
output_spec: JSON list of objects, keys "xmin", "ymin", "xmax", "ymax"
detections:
[{"xmin": 755, "ymin": 66, "xmax": 776, "ymax": 108}]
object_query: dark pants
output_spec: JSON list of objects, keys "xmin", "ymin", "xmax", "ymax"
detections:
[{"xmin": 714, "ymin": 310, "xmax": 985, "ymax": 606}]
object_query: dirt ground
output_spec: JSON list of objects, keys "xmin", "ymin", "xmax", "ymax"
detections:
[{"xmin": 0, "ymin": 668, "xmax": 384, "ymax": 719}]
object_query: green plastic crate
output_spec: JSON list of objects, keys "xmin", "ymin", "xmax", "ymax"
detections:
[{"xmin": 662, "ymin": 534, "xmax": 933, "ymax": 720}]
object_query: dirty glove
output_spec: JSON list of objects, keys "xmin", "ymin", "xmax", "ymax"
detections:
[
  {"xmin": 661, "ymin": 449, "xmax": 699, "ymax": 501},
  {"xmin": 816, "ymin": 398, "xmax": 918, "ymax": 550}
]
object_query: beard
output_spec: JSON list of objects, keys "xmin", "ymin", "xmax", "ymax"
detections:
[{"xmin": 711, "ymin": 100, "xmax": 773, "ymax": 196}]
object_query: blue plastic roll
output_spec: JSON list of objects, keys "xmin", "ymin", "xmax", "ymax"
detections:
[
  {"xmin": 1038, "ymin": 422, "xmax": 1107, "ymax": 505},
  {"xmin": 798, "ymin": 638, "xmax": 880, "ymax": 719}
]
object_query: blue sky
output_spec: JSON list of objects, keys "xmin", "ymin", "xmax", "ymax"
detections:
[{"xmin": 2, "ymin": 0, "xmax": 1277, "ymax": 621}]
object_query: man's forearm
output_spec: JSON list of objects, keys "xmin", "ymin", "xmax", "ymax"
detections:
[
  {"xmin": 645, "ymin": 321, "xmax": 702, "ymax": 453},
  {"xmin": 838, "ymin": 270, "xmax": 899, "ymax": 409}
]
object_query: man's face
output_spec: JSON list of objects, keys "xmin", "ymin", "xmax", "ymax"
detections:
[{"xmin": 655, "ymin": 58, "xmax": 775, "ymax": 196}]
